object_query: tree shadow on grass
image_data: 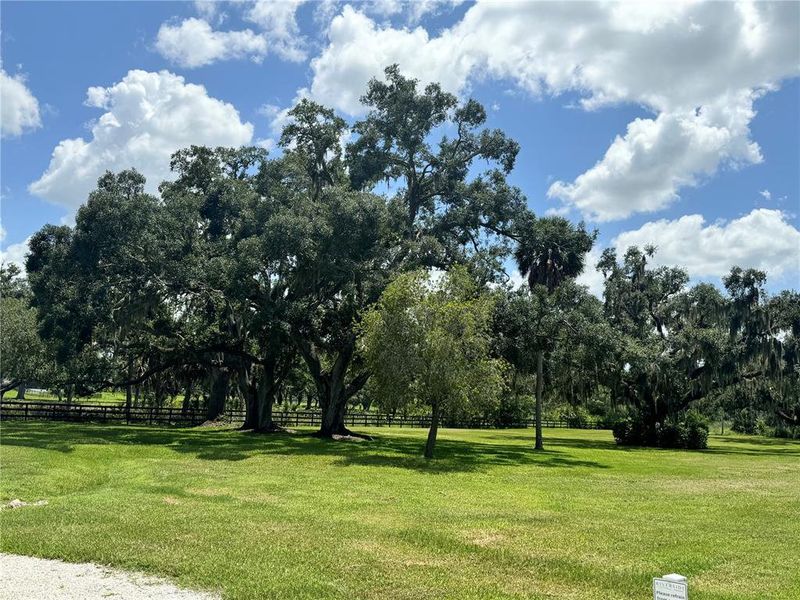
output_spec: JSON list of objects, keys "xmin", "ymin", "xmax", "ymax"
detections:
[
  {"xmin": 501, "ymin": 433, "xmax": 622, "ymax": 452},
  {"xmin": 707, "ymin": 436, "xmax": 800, "ymax": 457},
  {"xmin": 0, "ymin": 424, "xmax": 119, "ymax": 454},
  {"xmin": 502, "ymin": 431, "xmax": 800, "ymax": 457},
  {"xmin": 714, "ymin": 435, "xmax": 800, "ymax": 447},
  {"xmin": 0, "ymin": 422, "xmax": 609, "ymax": 473},
  {"xmin": 331, "ymin": 435, "xmax": 610, "ymax": 473}
]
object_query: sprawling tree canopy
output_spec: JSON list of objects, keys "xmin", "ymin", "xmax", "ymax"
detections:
[{"xmin": 11, "ymin": 67, "xmax": 798, "ymax": 452}]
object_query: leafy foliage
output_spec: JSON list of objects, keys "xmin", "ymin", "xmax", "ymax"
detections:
[
  {"xmin": 361, "ymin": 268, "xmax": 506, "ymax": 457},
  {"xmin": 14, "ymin": 67, "xmax": 798, "ymax": 450}
]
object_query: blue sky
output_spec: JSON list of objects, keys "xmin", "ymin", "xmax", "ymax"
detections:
[{"xmin": 2, "ymin": 1, "xmax": 798, "ymax": 294}]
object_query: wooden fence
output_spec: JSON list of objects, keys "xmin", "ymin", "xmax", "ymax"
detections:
[{"xmin": 0, "ymin": 400, "xmax": 606, "ymax": 430}]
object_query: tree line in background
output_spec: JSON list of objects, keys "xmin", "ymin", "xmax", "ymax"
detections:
[{"xmin": 1, "ymin": 67, "xmax": 798, "ymax": 456}]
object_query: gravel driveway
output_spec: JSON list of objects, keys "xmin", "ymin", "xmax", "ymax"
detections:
[{"xmin": 0, "ymin": 554, "xmax": 220, "ymax": 600}]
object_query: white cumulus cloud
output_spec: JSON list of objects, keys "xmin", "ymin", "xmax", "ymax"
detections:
[
  {"xmin": 193, "ymin": 0, "xmax": 220, "ymax": 23},
  {"xmin": 245, "ymin": 0, "xmax": 307, "ymax": 62},
  {"xmin": 547, "ymin": 92, "xmax": 764, "ymax": 222},
  {"xmin": 364, "ymin": 0, "xmax": 465, "ymax": 23},
  {"xmin": 155, "ymin": 18, "xmax": 268, "ymax": 68},
  {"xmin": 306, "ymin": 1, "xmax": 799, "ymax": 221},
  {"xmin": 0, "ymin": 237, "xmax": 31, "ymax": 273},
  {"xmin": 29, "ymin": 70, "xmax": 253, "ymax": 209},
  {"xmin": 1, "ymin": 68, "xmax": 41, "ymax": 138},
  {"xmin": 309, "ymin": 5, "xmax": 472, "ymax": 115},
  {"xmin": 613, "ymin": 209, "xmax": 800, "ymax": 280},
  {"xmin": 576, "ymin": 247, "xmax": 607, "ymax": 299},
  {"xmin": 156, "ymin": 1, "xmax": 307, "ymax": 68}
]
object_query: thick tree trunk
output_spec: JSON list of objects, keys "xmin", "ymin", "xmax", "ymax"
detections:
[
  {"xmin": 297, "ymin": 336, "xmax": 371, "ymax": 439},
  {"xmin": 648, "ymin": 391, "xmax": 669, "ymax": 444},
  {"xmin": 15, "ymin": 381, "xmax": 26, "ymax": 400},
  {"xmin": 534, "ymin": 349, "xmax": 544, "ymax": 451},
  {"xmin": 424, "ymin": 400, "xmax": 442, "ymax": 459},
  {"xmin": 254, "ymin": 369, "xmax": 277, "ymax": 431},
  {"xmin": 182, "ymin": 380, "xmax": 194, "ymax": 416},
  {"xmin": 242, "ymin": 391, "xmax": 257, "ymax": 429},
  {"xmin": 318, "ymin": 382, "xmax": 348, "ymax": 437},
  {"xmin": 298, "ymin": 340, "xmax": 355, "ymax": 437},
  {"xmin": 318, "ymin": 366, "xmax": 347, "ymax": 436},
  {"xmin": 241, "ymin": 365, "xmax": 258, "ymax": 430},
  {"xmin": 207, "ymin": 366, "xmax": 229, "ymax": 421},
  {"xmin": 241, "ymin": 361, "xmax": 283, "ymax": 432}
]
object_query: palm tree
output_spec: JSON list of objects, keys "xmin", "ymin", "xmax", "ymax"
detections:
[{"xmin": 514, "ymin": 216, "xmax": 595, "ymax": 450}]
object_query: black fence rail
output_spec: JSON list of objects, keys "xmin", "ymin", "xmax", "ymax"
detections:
[
  {"xmin": 0, "ymin": 400, "xmax": 606, "ymax": 430},
  {"xmin": 0, "ymin": 401, "xmax": 206, "ymax": 427}
]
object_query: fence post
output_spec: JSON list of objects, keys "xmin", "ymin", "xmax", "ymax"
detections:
[{"xmin": 24, "ymin": 403, "xmax": 29, "ymax": 421}]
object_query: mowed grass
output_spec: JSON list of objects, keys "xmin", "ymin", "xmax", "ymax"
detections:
[
  {"xmin": 1, "ymin": 423, "xmax": 799, "ymax": 600},
  {"xmin": 8, "ymin": 390, "xmax": 173, "ymax": 405}
]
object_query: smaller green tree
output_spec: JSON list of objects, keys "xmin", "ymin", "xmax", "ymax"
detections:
[
  {"xmin": 361, "ymin": 268, "xmax": 506, "ymax": 458},
  {"xmin": 0, "ymin": 265, "xmax": 51, "ymax": 398}
]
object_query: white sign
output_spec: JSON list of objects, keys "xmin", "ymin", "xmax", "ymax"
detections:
[{"xmin": 653, "ymin": 574, "xmax": 688, "ymax": 600}]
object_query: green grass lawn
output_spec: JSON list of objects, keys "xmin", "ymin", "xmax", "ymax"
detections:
[
  {"xmin": 7, "ymin": 390, "xmax": 133, "ymax": 405},
  {"xmin": 7, "ymin": 390, "xmax": 198, "ymax": 407},
  {"xmin": 1, "ymin": 423, "xmax": 798, "ymax": 599}
]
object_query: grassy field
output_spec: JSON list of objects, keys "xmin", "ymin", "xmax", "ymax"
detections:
[
  {"xmin": 1, "ymin": 423, "xmax": 798, "ymax": 600},
  {"xmin": 4, "ymin": 390, "xmax": 177, "ymax": 406}
]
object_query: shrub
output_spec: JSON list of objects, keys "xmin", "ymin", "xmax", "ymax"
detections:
[
  {"xmin": 612, "ymin": 418, "xmax": 635, "ymax": 445},
  {"xmin": 773, "ymin": 424, "xmax": 799, "ymax": 439},
  {"xmin": 612, "ymin": 412, "xmax": 655, "ymax": 446},
  {"xmin": 732, "ymin": 407, "xmax": 757, "ymax": 434},
  {"xmin": 657, "ymin": 421, "xmax": 687, "ymax": 449},
  {"xmin": 493, "ymin": 394, "xmax": 535, "ymax": 428},
  {"xmin": 755, "ymin": 417, "xmax": 771, "ymax": 437},
  {"xmin": 613, "ymin": 409, "xmax": 708, "ymax": 449},
  {"xmin": 732, "ymin": 408, "xmax": 798, "ymax": 440},
  {"xmin": 585, "ymin": 398, "xmax": 609, "ymax": 417},
  {"xmin": 683, "ymin": 410, "xmax": 709, "ymax": 449},
  {"xmin": 562, "ymin": 405, "xmax": 591, "ymax": 428}
]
